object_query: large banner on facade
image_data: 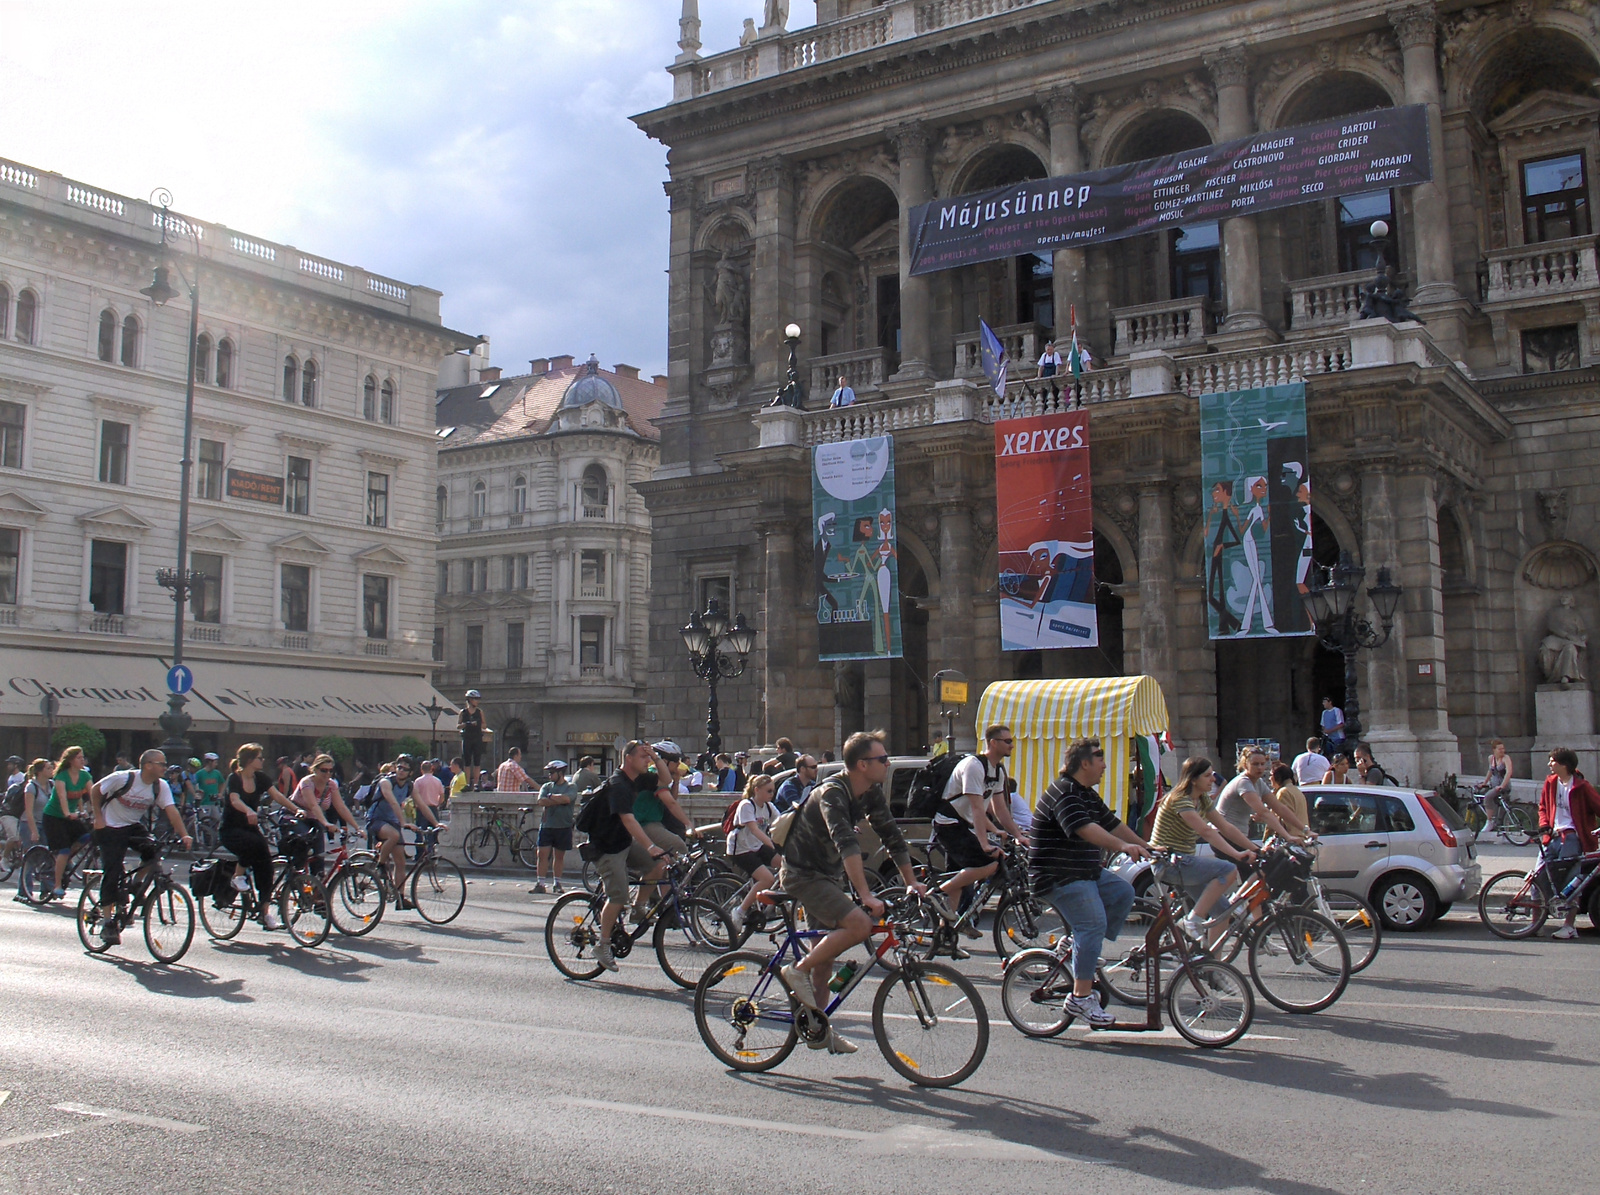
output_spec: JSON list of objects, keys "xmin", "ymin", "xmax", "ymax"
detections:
[
  {"xmin": 1200, "ymin": 384, "xmax": 1314, "ymax": 640},
  {"xmin": 813, "ymin": 436, "xmax": 902, "ymax": 660},
  {"xmin": 994, "ymin": 411, "xmax": 1098, "ymax": 650},
  {"xmin": 908, "ymin": 105, "xmax": 1430, "ymax": 275}
]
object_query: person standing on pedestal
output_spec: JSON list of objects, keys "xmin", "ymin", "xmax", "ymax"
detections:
[{"xmin": 458, "ymin": 690, "xmax": 486, "ymax": 790}]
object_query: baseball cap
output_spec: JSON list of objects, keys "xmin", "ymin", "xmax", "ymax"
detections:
[{"xmin": 651, "ymin": 740, "xmax": 683, "ymax": 758}]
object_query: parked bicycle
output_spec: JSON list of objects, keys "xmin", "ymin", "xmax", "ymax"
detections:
[
  {"xmin": 693, "ymin": 890, "xmax": 989, "ymax": 1087},
  {"xmin": 76, "ymin": 844, "xmax": 195, "ymax": 963},
  {"xmin": 1479, "ymin": 837, "xmax": 1600, "ymax": 939},
  {"xmin": 461, "ymin": 805, "xmax": 539, "ymax": 869}
]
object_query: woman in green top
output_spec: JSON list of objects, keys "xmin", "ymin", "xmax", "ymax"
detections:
[{"xmin": 44, "ymin": 746, "xmax": 93, "ymax": 899}]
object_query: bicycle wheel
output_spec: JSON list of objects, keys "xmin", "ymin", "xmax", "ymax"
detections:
[
  {"xmin": 689, "ymin": 870, "xmax": 745, "ymax": 909},
  {"xmin": 872, "ymin": 960, "xmax": 989, "ymax": 1088},
  {"xmin": 992, "ymin": 892, "xmax": 1068, "ymax": 959},
  {"xmin": 545, "ymin": 890, "xmax": 606, "ymax": 980},
  {"xmin": 693, "ymin": 950, "xmax": 798, "ymax": 1072},
  {"xmin": 410, "ymin": 857, "xmax": 466, "ymax": 924},
  {"xmin": 280, "ymin": 871, "xmax": 332, "ymax": 947},
  {"xmin": 461, "ymin": 826, "xmax": 499, "ymax": 868},
  {"xmin": 1167, "ymin": 959, "xmax": 1254, "ymax": 1048},
  {"xmin": 581, "ymin": 857, "xmax": 601, "ymax": 894},
  {"xmin": 331, "ymin": 864, "xmax": 387, "ymax": 936},
  {"xmin": 514, "ymin": 832, "xmax": 541, "ymax": 871},
  {"xmin": 1311, "ymin": 892, "xmax": 1382, "ymax": 972},
  {"xmin": 143, "ymin": 883, "xmax": 196, "ymax": 964},
  {"xmin": 0, "ymin": 835, "xmax": 16, "ymax": 883},
  {"xmin": 1503, "ymin": 806, "xmax": 1537, "ymax": 846},
  {"xmin": 198, "ymin": 884, "xmax": 248, "ymax": 940},
  {"xmin": 654, "ymin": 897, "xmax": 734, "ymax": 989},
  {"xmin": 1247, "ymin": 908, "xmax": 1350, "ymax": 1013},
  {"xmin": 1478, "ymin": 869, "xmax": 1549, "ymax": 939},
  {"xmin": 1100, "ymin": 938, "xmax": 1177, "ymax": 1007},
  {"xmin": 999, "ymin": 948, "xmax": 1073, "ymax": 1038},
  {"xmin": 18, "ymin": 845, "xmax": 55, "ymax": 905},
  {"xmin": 76, "ymin": 883, "xmax": 114, "ymax": 954}
]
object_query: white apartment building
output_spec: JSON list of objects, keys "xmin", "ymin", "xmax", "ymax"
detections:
[
  {"xmin": 0, "ymin": 157, "xmax": 474, "ymax": 766},
  {"xmin": 434, "ymin": 354, "xmax": 662, "ymax": 771}
]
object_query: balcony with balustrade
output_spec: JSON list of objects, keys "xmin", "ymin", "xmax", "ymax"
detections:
[
  {"xmin": 1479, "ymin": 235, "xmax": 1600, "ymax": 369},
  {"xmin": 808, "ymin": 346, "xmax": 896, "ymax": 402},
  {"xmin": 1112, "ymin": 297, "xmax": 1213, "ymax": 355}
]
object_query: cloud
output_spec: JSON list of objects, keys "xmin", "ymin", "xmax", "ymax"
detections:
[{"xmin": 1, "ymin": 0, "xmax": 800, "ymax": 378}]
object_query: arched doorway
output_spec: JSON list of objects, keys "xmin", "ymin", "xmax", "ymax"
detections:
[
  {"xmin": 949, "ymin": 145, "xmax": 1051, "ymax": 342},
  {"xmin": 808, "ymin": 176, "xmax": 900, "ymax": 372},
  {"xmin": 1011, "ymin": 531, "xmax": 1126, "ymax": 680},
  {"xmin": 892, "ymin": 551, "xmax": 932, "ymax": 752}
]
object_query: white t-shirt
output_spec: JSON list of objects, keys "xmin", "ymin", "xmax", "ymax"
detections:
[
  {"xmin": 1292, "ymin": 751, "xmax": 1331, "ymax": 787},
  {"xmin": 1008, "ymin": 790, "xmax": 1033, "ymax": 832},
  {"xmin": 727, "ymin": 798, "xmax": 772, "ymax": 855},
  {"xmin": 1554, "ymin": 779, "xmax": 1575, "ymax": 832},
  {"xmin": 98, "ymin": 769, "xmax": 174, "ymax": 829},
  {"xmin": 934, "ymin": 755, "xmax": 1007, "ymax": 827}
]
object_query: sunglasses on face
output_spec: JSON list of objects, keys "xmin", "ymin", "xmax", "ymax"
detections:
[
  {"xmin": 861, "ymin": 754, "xmax": 890, "ymax": 764},
  {"xmin": 316, "ymin": 766, "xmax": 332, "ymax": 774}
]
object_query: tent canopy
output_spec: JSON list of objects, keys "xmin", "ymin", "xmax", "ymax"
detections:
[{"xmin": 976, "ymin": 676, "xmax": 1170, "ymax": 818}]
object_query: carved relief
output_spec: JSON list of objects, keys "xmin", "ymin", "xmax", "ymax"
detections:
[
  {"xmin": 1098, "ymin": 485, "xmax": 1141, "ymax": 545},
  {"xmin": 1254, "ymin": 28, "xmax": 1404, "ymax": 125},
  {"xmin": 1536, "ymin": 488, "xmax": 1570, "ymax": 539},
  {"xmin": 1204, "ymin": 45, "xmax": 1250, "ymax": 91},
  {"xmin": 1043, "ymin": 84, "xmax": 1080, "ymax": 130},
  {"xmin": 749, "ymin": 156, "xmax": 792, "ymax": 193}
]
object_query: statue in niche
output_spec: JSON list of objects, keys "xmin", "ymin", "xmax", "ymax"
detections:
[
  {"xmin": 707, "ymin": 249, "xmax": 748, "ymax": 367},
  {"xmin": 1539, "ymin": 593, "xmax": 1588, "ymax": 684}
]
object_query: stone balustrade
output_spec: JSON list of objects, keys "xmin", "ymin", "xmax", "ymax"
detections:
[
  {"xmin": 1287, "ymin": 269, "xmax": 1375, "ymax": 331},
  {"xmin": 801, "ymin": 393, "xmax": 938, "ymax": 444},
  {"xmin": 1112, "ymin": 296, "xmax": 1212, "ymax": 353},
  {"xmin": 785, "ymin": 6, "xmax": 894, "ymax": 68},
  {"xmin": 953, "ymin": 322, "xmax": 1053, "ymax": 379},
  {"xmin": 1483, "ymin": 236, "xmax": 1600, "ymax": 304},
  {"xmin": 808, "ymin": 346, "xmax": 895, "ymax": 399},
  {"xmin": 1174, "ymin": 336, "xmax": 1354, "ymax": 395}
]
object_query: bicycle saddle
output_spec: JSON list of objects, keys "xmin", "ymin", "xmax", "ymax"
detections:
[{"xmin": 754, "ymin": 889, "xmax": 796, "ymax": 906}]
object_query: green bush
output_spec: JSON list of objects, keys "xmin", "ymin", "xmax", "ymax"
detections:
[
  {"xmin": 315, "ymin": 734, "xmax": 355, "ymax": 763},
  {"xmin": 390, "ymin": 735, "xmax": 429, "ymax": 761},
  {"xmin": 50, "ymin": 722, "xmax": 106, "ymax": 764}
]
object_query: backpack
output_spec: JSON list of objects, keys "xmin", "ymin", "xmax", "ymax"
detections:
[
  {"xmin": 1, "ymin": 780, "xmax": 25, "ymax": 818},
  {"xmin": 904, "ymin": 752, "xmax": 973, "ymax": 820},
  {"xmin": 721, "ymin": 799, "xmax": 743, "ymax": 836},
  {"xmin": 573, "ymin": 785, "xmax": 610, "ymax": 836}
]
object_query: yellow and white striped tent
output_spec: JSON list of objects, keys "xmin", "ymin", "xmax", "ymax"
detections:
[{"xmin": 975, "ymin": 676, "xmax": 1170, "ymax": 820}]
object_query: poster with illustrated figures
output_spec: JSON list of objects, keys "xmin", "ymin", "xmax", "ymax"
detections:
[
  {"xmin": 1199, "ymin": 383, "xmax": 1314, "ymax": 640},
  {"xmin": 812, "ymin": 436, "xmax": 902, "ymax": 661}
]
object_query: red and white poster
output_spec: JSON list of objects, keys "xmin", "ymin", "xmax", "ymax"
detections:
[{"xmin": 994, "ymin": 411, "xmax": 1097, "ymax": 651}]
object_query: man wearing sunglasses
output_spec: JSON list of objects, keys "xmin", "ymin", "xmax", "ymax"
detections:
[
  {"xmin": 778, "ymin": 731, "xmax": 928, "ymax": 1053},
  {"xmin": 927, "ymin": 724, "xmax": 1027, "ymax": 939}
]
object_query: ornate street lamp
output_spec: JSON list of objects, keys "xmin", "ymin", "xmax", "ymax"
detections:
[
  {"xmin": 1299, "ymin": 550, "xmax": 1403, "ymax": 744},
  {"xmin": 423, "ymin": 695, "xmax": 453, "ymax": 761},
  {"xmin": 769, "ymin": 322, "xmax": 804, "ymax": 409},
  {"xmin": 681, "ymin": 598, "xmax": 754, "ymax": 756},
  {"xmin": 142, "ymin": 190, "xmax": 204, "ymax": 759}
]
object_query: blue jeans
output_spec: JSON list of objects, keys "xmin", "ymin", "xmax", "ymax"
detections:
[
  {"xmin": 1546, "ymin": 830, "xmax": 1583, "ymax": 891},
  {"xmin": 1047, "ymin": 870, "xmax": 1136, "ymax": 983}
]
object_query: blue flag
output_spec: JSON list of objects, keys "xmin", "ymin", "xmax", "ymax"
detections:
[{"xmin": 979, "ymin": 319, "xmax": 1008, "ymax": 398}]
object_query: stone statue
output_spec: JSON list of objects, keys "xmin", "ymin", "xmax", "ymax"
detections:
[
  {"xmin": 1539, "ymin": 594, "xmax": 1588, "ymax": 684},
  {"xmin": 833, "ymin": 662, "xmax": 862, "ymax": 711},
  {"xmin": 739, "ymin": 18, "xmax": 757, "ymax": 45},
  {"xmin": 1359, "ymin": 260, "xmax": 1425, "ymax": 323},
  {"xmin": 762, "ymin": 0, "xmax": 789, "ymax": 32},
  {"xmin": 712, "ymin": 250, "xmax": 747, "ymax": 327}
]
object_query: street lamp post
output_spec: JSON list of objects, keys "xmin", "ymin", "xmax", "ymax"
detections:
[
  {"xmin": 142, "ymin": 192, "xmax": 204, "ymax": 760},
  {"xmin": 768, "ymin": 323, "xmax": 804, "ymax": 408},
  {"xmin": 1299, "ymin": 550, "xmax": 1404, "ymax": 744},
  {"xmin": 680, "ymin": 598, "xmax": 756, "ymax": 757},
  {"xmin": 424, "ymin": 696, "xmax": 448, "ymax": 761}
]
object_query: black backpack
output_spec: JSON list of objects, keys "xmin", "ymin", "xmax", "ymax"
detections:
[
  {"xmin": 573, "ymin": 785, "xmax": 610, "ymax": 836},
  {"xmin": 1, "ymin": 780, "xmax": 25, "ymax": 818},
  {"xmin": 905, "ymin": 753, "xmax": 973, "ymax": 820}
]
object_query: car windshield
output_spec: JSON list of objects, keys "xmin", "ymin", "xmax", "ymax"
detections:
[{"xmin": 1423, "ymin": 793, "xmax": 1467, "ymax": 831}]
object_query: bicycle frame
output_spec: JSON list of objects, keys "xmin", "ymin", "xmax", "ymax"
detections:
[{"xmin": 759, "ymin": 900, "xmax": 903, "ymax": 1025}]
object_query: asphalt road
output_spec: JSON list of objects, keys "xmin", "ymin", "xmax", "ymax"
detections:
[{"xmin": 2, "ymin": 843, "xmax": 1596, "ymax": 1195}]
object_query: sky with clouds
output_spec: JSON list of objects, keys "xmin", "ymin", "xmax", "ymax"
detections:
[{"xmin": 2, "ymin": 0, "xmax": 797, "ymax": 378}]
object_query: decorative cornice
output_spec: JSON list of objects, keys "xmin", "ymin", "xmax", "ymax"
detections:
[
  {"xmin": 276, "ymin": 431, "xmax": 332, "ymax": 457},
  {"xmin": 663, "ymin": 177, "xmax": 697, "ymax": 212},
  {"xmin": 87, "ymin": 392, "xmax": 155, "ymax": 418},
  {"xmin": 358, "ymin": 447, "xmax": 408, "ymax": 471},
  {"xmin": 749, "ymin": 156, "xmax": 792, "ymax": 192},
  {"xmin": 1204, "ymin": 44, "xmax": 1250, "ymax": 90},
  {"xmin": 1389, "ymin": 2, "xmax": 1438, "ymax": 50}
]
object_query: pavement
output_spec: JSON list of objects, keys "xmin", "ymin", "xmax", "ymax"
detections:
[{"xmin": 1, "ymin": 841, "xmax": 1596, "ymax": 1195}]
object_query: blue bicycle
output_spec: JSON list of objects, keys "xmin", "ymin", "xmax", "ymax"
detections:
[{"xmin": 692, "ymin": 890, "xmax": 989, "ymax": 1088}]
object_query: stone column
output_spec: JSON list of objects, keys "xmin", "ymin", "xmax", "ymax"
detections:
[
  {"xmin": 1390, "ymin": 4, "xmax": 1458, "ymax": 308},
  {"xmin": 1394, "ymin": 470, "xmax": 1463, "ymax": 781},
  {"xmin": 1137, "ymin": 486, "xmax": 1179, "ymax": 704},
  {"xmin": 1044, "ymin": 86, "xmax": 1087, "ymax": 340},
  {"xmin": 663, "ymin": 177, "xmax": 697, "ymax": 404},
  {"xmin": 759, "ymin": 515, "xmax": 799, "ymax": 745},
  {"xmin": 750, "ymin": 157, "xmax": 797, "ymax": 394},
  {"xmin": 891, "ymin": 124, "xmax": 935, "ymax": 382},
  {"xmin": 938, "ymin": 495, "xmax": 975, "ymax": 745},
  {"xmin": 1359, "ymin": 467, "xmax": 1422, "ymax": 782},
  {"xmin": 1206, "ymin": 46, "xmax": 1269, "ymax": 336}
]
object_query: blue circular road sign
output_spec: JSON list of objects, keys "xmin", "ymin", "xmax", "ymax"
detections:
[{"xmin": 167, "ymin": 664, "xmax": 194, "ymax": 695}]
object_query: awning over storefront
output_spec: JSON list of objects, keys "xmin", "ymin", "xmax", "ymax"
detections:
[{"xmin": 1, "ymin": 646, "xmax": 452, "ymax": 736}]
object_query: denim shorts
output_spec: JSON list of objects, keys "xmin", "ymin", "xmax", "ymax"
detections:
[{"xmin": 1159, "ymin": 853, "xmax": 1239, "ymax": 898}]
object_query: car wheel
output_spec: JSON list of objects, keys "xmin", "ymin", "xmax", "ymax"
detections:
[{"xmin": 1372, "ymin": 871, "xmax": 1437, "ymax": 932}]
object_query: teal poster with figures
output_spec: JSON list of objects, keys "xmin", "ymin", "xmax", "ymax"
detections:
[
  {"xmin": 1200, "ymin": 383, "xmax": 1314, "ymax": 640},
  {"xmin": 812, "ymin": 436, "xmax": 902, "ymax": 661}
]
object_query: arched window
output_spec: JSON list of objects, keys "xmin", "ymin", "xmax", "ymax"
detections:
[
  {"xmin": 471, "ymin": 480, "xmax": 487, "ymax": 518},
  {"xmin": 363, "ymin": 374, "xmax": 377, "ymax": 420},
  {"xmin": 15, "ymin": 290, "xmax": 38, "ymax": 345},
  {"xmin": 0, "ymin": 285, "xmax": 10, "ymax": 338},
  {"xmin": 215, "ymin": 338, "xmax": 233, "ymax": 388},
  {"xmin": 300, "ymin": 358, "xmax": 318, "ymax": 407},
  {"xmin": 581, "ymin": 464, "xmax": 608, "ymax": 516},
  {"xmin": 283, "ymin": 355, "xmax": 298, "ymax": 401},
  {"xmin": 435, "ymin": 485, "xmax": 448, "ymax": 526},
  {"xmin": 119, "ymin": 314, "xmax": 139, "ymax": 366},
  {"xmin": 194, "ymin": 333, "xmax": 212, "ymax": 384},
  {"xmin": 97, "ymin": 309, "xmax": 117, "ymax": 362},
  {"xmin": 380, "ymin": 379, "xmax": 395, "ymax": 424},
  {"xmin": 512, "ymin": 475, "xmax": 527, "ymax": 513}
]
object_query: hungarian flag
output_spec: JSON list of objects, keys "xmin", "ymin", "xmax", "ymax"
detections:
[
  {"xmin": 979, "ymin": 318, "xmax": 1008, "ymax": 398},
  {"xmin": 1067, "ymin": 305, "xmax": 1085, "ymax": 380}
]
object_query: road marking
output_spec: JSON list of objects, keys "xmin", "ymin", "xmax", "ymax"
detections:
[
  {"xmin": 1339, "ymin": 1001, "xmax": 1600, "ymax": 1018},
  {"xmin": 51, "ymin": 1103, "xmax": 207, "ymax": 1134},
  {"xmin": 0, "ymin": 1129, "xmax": 78, "ymax": 1149}
]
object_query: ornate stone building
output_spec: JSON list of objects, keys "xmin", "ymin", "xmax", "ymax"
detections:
[
  {"xmin": 633, "ymin": 0, "xmax": 1600, "ymax": 784},
  {"xmin": 0, "ymin": 157, "xmax": 471, "ymax": 766},
  {"xmin": 433, "ymin": 355, "xmax": 663, "ymax": 771}
]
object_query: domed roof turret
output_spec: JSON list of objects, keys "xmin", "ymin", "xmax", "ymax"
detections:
[{"xmin": 561, "ymin": 354, "xmax": 622, "ymax": 409}]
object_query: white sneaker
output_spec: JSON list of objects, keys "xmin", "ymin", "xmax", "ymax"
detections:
[
  {"xmin": 261, "ymin": 909, "xmax": 281, "ymax": 931},
  {"xmin": 1181, "ymin": 913, "xmax": 1207, "ymax": 940},
  {"xmin": 230, "ymin": 874, "xmax": 250, "ymax": 892},
  {"xmin": 1064, "ymin": 990, "xmax": 1116, "ymax": 1027},
  {"xmin": 595, "ymin": 942, "xmax": 619, "ymax": 972},
  {"xmin": 1552, "ymin": 925, "xmax": 1578, "ymax": 940},
  {"xmin": 826, "ymin": 1029, "xmax": 858, "ymax": 1055},
  {"xmin": 726, "ymin": 905, "xmax": 745, "ymax": 935},
  {"xmin": 780, "ymin": 964, "xmax": 819, "ymax": 1009}
]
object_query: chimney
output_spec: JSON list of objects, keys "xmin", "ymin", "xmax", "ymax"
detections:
[
  {"xmin": 549, "ymin": 354, "xmax": 575, "ymax": 372},
  {"xmin": 612, "ymin": 363, "xmax": 640, "ymax": 380},
  {"xmin": 652, "ymin": 374, "xmax": 668, "ymax": 387},
  {"xmin": 480, "ymin": 366, "xmax": 502, "ymax": 382},
  {"xmin": 529, "ymin": 358, "xmax": 548, "ymax": 375}
]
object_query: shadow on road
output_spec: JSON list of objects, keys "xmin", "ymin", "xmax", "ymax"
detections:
[
  {"xmin": 1314, "ymin": 1014, "xmax": 1597, "ymax": 1067},
  {"xmin": 92, "ymin": 954, "xmax": 253, "ymax": 1003},
  {"xmin": 1345, "ymin": 971, "xmax": 1600, "ymax": 1010},
  {"xmin": 206, "ymin": 939, "xmax": 381, "ymax": 983}
]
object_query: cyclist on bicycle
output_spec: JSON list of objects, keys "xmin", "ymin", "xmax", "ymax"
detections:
[
  {"xmin": 1149, "ymin": 756, "xmax": 1257, "ymax": 944},
  {"xmin": 1475, "ymin": 740, "xmax": 1514, "ymax": 832},
  {"xmin": 43, "ymin": 747, "xmax": 93, "ymax": 900},
  {"xmin": 927, "ymin": 723, "xmax": 1028, "ymax": 938},
  {"xmin": 13, "ymin": 758, "xmax": 53, "ymax": 902},
  {"xmin": 89, "ymin": 750, "xmax": 192, "ymax": 945},
  {"xmin": 291, "ymin": 753, "xmax": 363, "ymax": 877},
  {"xmin": 1217, "ymin": 747, "xmax": 1307, "ymax": 844},
  {"xmin": 1029, "ymin": 737, "xmax": 1152, "ymax": 1027},
  {"xmin": 624, "ymin": 741, "xmax": 698, "ymax": 924},
  {"xmin": 724, "ymin": 772, "xmax": 780, "ymax": 934},
  {"xmin": 369, "ymin": 755, "xmax": 419, "ymax": 906},
  {"xmin": 778, "ymin": 730, "xmax": 928, "ymax": 1052},
  {"xmin": 221, "ymin": 744, "xmax": 300, "ymax": 929},
  {"xmin": 589, "ymin": 741, "xmax": 678, "ymax": 972}
]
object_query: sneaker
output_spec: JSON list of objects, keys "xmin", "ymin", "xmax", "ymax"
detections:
[
  {"xmin": 532, "ymin": 882, "xmax": 547, "ymax": 895},
  {"xmin": 51, "ymin": 888, "xmax": 66, "ymax": 901},
  {"xmin": 99, "ymin": 918, "xmax": 122, "ymax": 946},
  {"xmin": 1181, "ymin": 913, "xmax": 1207, "ymax": 940},
  {"xmin": 825, "ymin": 1029, "xmax": 858, "ymax": 1055},
  {"xmin": 595, "ymin": 942, "xmax": 619, "ymax": 972},
  {"xmin": 1552, "ymin": 925, "xmax": 1578, "ymax": 940},
  {"xmin": 924, "ymin": 890, "xmax": 958, "ymax": 923},
  {"xmin": 552, "ymin": 882, "xmax": 564, "ymax": 895},
  {"xmin": 781, "ymin": 964, "xmax": 819, "ymax": 1009},
  {"xmin": 1064, "ymin": 990, "xmax": 1116, "ymax": 1027},
  {"xmin": 11, "ymin": 893, "xmax": 27, "ymax": 904},
  {"xmin": 726, "ymin": 905, "xmax": 745, "ymax": 935},
  {"xmin": 947, "ymin": 944, "xmax": 972, "ymax": 961},
  {"xmin": 957, "ymin": 917, "xmax": 983, "ymax": 940},
  {"xmin": 230, "ymin": 874, "xmax": 251, "ymax": 893},
  {"xmin": 262, "ymin": 909, "xmax": 281, "ymax": 931}
]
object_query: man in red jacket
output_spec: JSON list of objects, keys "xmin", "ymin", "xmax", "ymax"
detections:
[{"xmin": 1540, "ymin": 747, "xmax": 1600, "ymax": 940}]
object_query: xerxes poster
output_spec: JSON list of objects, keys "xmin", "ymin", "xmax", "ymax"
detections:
[
  {"xmin": 1199, "ymin": 384, "xmax": 1314, "ymax": 640},
  {"xmin": 813, "ymin": 436, "xmax": 902, "ymax": 661},
  {"xmin": 994, "ymin": 410, "xmax": 1097, "ymax": 650}
]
